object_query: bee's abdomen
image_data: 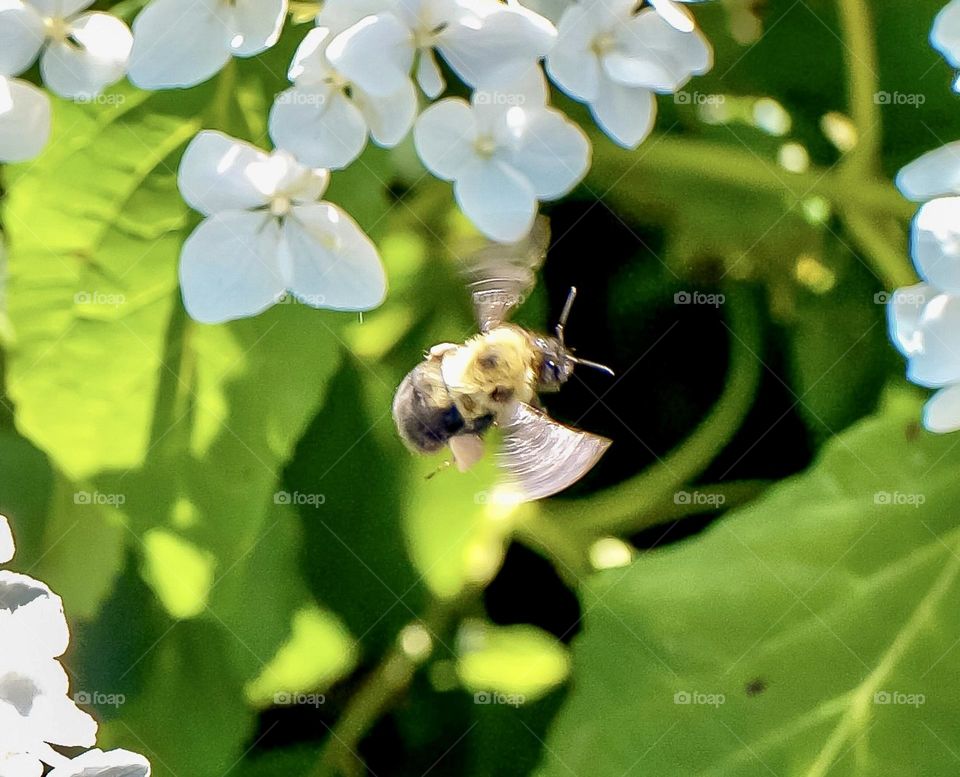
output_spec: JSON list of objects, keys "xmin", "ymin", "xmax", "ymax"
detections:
[{"xmin": 393, "ymin": 361, "xmax": 493, "ymax": 454}]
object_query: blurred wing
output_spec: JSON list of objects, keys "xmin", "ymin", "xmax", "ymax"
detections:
[
  {"xmin": 460, "ymin": 216, "xmax": 550, "ymax": 332},
  {"xmin": 498, "ymin": 403, "xmax": 611, "ymax": 502}
]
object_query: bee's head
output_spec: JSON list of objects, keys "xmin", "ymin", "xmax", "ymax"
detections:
[
  {"xmin": 535, "ymin": 287, "xmax": 615, "ymax": 392},
  {"xmin": 534, "ymin": 336, "xmax": 575, "ymax": 391}
]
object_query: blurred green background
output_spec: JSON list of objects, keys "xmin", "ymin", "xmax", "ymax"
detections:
[{"xmin": 3, "ymin": 0, "xmax": 960, "ymax": 775}]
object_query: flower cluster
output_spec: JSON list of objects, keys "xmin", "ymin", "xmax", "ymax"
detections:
[
  {"xmin": 0, "ymin": 0, "xmax": 132, "ymax": 162},
  {"xmin": 0, "ymin": 515, "xmax": 151, "ymax": 776},
  {"xmin": 888, "ymin": 1, "xmax": 960, "ymax": 433},
  {"xmin": 1, "ymin": 0, "xmax": 714, "ymax": 323}
]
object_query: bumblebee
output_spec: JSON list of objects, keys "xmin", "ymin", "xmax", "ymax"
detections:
[{"xmin": 392, "ymin": 218, "xmax": 613, "ymax": 502}]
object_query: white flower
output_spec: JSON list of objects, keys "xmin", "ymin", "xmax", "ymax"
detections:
[
  {"xmin": 128, "ymin": 0, "xmax": 287, "ymax": 90},
  {"xmin": 177, "ymin": 131, "xmax": 387, "ymax": 324},
  {"xmin": 546, "ymin": 0, "xmax": 711, "ymax": 147},
  {"xmin": 269, "ymin": 0, "xmax": 417, "ymax": 170},
  {"xmin": 896, "ymin": 144, "xmax": 960, "ymax": 297},
  {"xmin": 0, "ymin": 570, "xmax": 70, "ymax": 659},
  {"xmin": 932, "ymin": 0, "xmax": 960, "ymax": 88},
  {"xmin": 648, "ymin": 0, "xmax": 703, "ymax": 32},
  {"xmin": 326, "ymin": 0, "xmax": 556, "ymax": 100},
  {"xmin": 0, "ymin": 0, "xmax": 132, "ymax": 99},
  {"xmin": 0, "ymin": 74, "xmax": 51, "ymax": 164},
  {"xmin": 46, "ymin": 748, "xmax": 151, "ymax": 776},
  {"xmin": 0, "ymin": 520, "xmax": 150, "ymax": 776},
  {"xmin": 414, "ymin": 70, "xmax": 589, "ymax": 242},
  {"xmin": 888, "ymin": 143, "xmax": 960, "ymax": 433},
  {"xmin": 0, "ymin": 515, "xmax": 13, "ymax": 563}
]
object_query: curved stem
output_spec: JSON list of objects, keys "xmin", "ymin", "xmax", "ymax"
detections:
[
  {"xmin": 840, "ymin": 207, "xmax": 916, "ymax": 289},
  {"xmin": 590, "ymin": 137, "xmax": 913, "ymax": 222},
  {"xmin": 570, "ymin": 479, "xmax": 771, "ymax": 537},
  {"xmin": 311, "ymin": 591, "xmax": 475, "ymax": 777},
  {"xmin": 836, "ymin": 0, "xmax": 882, "ymax": 176},
  {"xmin": 541, "ymin": 288, "xmax": 764, "ymax": 534}
]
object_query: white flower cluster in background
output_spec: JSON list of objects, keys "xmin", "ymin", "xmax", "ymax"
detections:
[
  {"xmin": 0, "ymin": 0, "xmax": 714, "ymax": 323},
  {"xmin": 0, "ymin": 515, "xmax": 151, "ymax": 777},
  {"xmin": 888, "ymin": 1, "xmax": 960, "ymax": 433},
  {"xmin": 0, "ymin": 0, "xmax": 132, "ymax": 161}
]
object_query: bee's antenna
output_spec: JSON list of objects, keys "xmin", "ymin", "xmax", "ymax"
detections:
[
  {"xmin": 571, "ymin": 356, "xmax": 616, "ymax": 377},
  {"xmin": 556, "ymin": 286, "xmax": 577, "ymax": 344}
]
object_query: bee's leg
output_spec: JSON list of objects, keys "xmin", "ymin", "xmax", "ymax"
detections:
[
  {"xmin": 425, "ymin": 460, "xmax": 452, "ymax": 480},
  {"xmin": 450, "ymin": 434, "xmax": 485, "ymax": 472}
]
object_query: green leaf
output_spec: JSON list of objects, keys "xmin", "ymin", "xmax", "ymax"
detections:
[
  {"xmin": 456, "ymin": 622, "xmax": 570, "ymax": 702},
  {"xmin": 244, "ymin": 603, "xmax": 358, "ymax": 707},
  {"xmin": 3, "ymin": 88, "xmax": 198, "ymax": 479},
  {"xmin": 539, "ymin": 392, "xmax": 960, "ymax": 777},
  {"xmin": 32, "ymin": 475, "xmax": 126, "ymax": 619},
  {"xmin": 98, "ymin": 620, "xmax": 254, "ymax": 777}
]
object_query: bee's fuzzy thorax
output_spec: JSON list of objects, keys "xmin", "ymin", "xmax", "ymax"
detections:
[{"xmin": 440, "ymin": 325, "xmax": 538, "ymax": 420}]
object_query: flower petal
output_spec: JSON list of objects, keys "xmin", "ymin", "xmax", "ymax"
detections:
[
  {"xmin": 437, "ymin": 4, "xmax": 556, "ymax": 90},
  {"xmin": 269, "ymin": 86, "xmax": 368, "ymax": 170},
  {"xmin": 545, "ymin": 4, "xmax": 602, "ymax": 101},
  {"xmin": 46, "ymin": 748, "xmax": 151, "ymax": 777},
  {"xmin": 0, "ymin": 571, "xmax": 69, "ymax": 658},
  {"xmin": 590, "ymin": 78, "xmax": 656, "ymax": 148},
  {"xmin": 648, "ymin": 0, "xmax": 696, "ymax": 32},
  {"xmin": 27, "ymin": 0, "xmax": 93, "ymax": 16},
  {"xmin": 887, "ymin": 283, "xmax": 934, "ymax": 357},
  {"xmin": 0, "ymin": 515, "xmax": 13, "ymax": 563},
  {"xmin": 416, "ymin": 48, "xmax": 445, "ymax": 98},
  {"xmin": 285, "ymin": 203, "xmax": 387, "ymax": 311},
  {"xmin": 128, "ymin": 0, "xmax": 231, "ymax": 89},
  {"xmin": 506, "ymin": 107, "xmax": 590, "ymax": 200},
  {"xmin": 605, "ymin": 9, "xmax": 711, "ymax": 92},
  {"xmin": 0, "ymin": 76, "xmax": 50, "ymax": 163},
  {"xmin": 179, "ymin": 212, "xmax": 286, "ymax": 324},
  {"xmin": 356, "ymin": 80, "xmax": 417, "ymax": 147},
  {"xmin": 230, "ymin": 0, "xmax": 287, "ymax": 56},
  {"xmin": 924, "ymin": 383, "xmax": 960, "ymax": 433},
  {"xmin": 932, "ymin": 0, "xmax": 960, "ymax": 68},
  {"xmin": 178, "ymin": 130, "xmax": 269, "ymax": 216},
  {"xmin": 0, "ymin": 752, "xmax": 42, "ymax": 777},
  {"xmin": 414, "ymin": 97, "xmax": 476, "ymax": 180},
  {"xmin": 454, "ymin": 157, "xmax": 537, "ymax": 242},
  {"xmin": 287, "ymin": 27, "xmax": 334, "ymax": 84},
  {"xmin": 908, "ymin": 292, "xmax": 960, "ymax": 387},
  {"xmin": 896, "ymin": 142, "xmax": 960, "ymax": 201},
  {"xmin": 327, "ymin": 12, "xmax": 414, "ymax": 97},
  {"xmin": 0, "ymin": 0, "xmax": 44, "ymax": 77},
  {"xmin": 911, "ymin": 197, "xmax": 960, "ymax": 292},
  {"xmin": 40, "ymin": 12, "xmax": 132, "ymax": 99}
]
